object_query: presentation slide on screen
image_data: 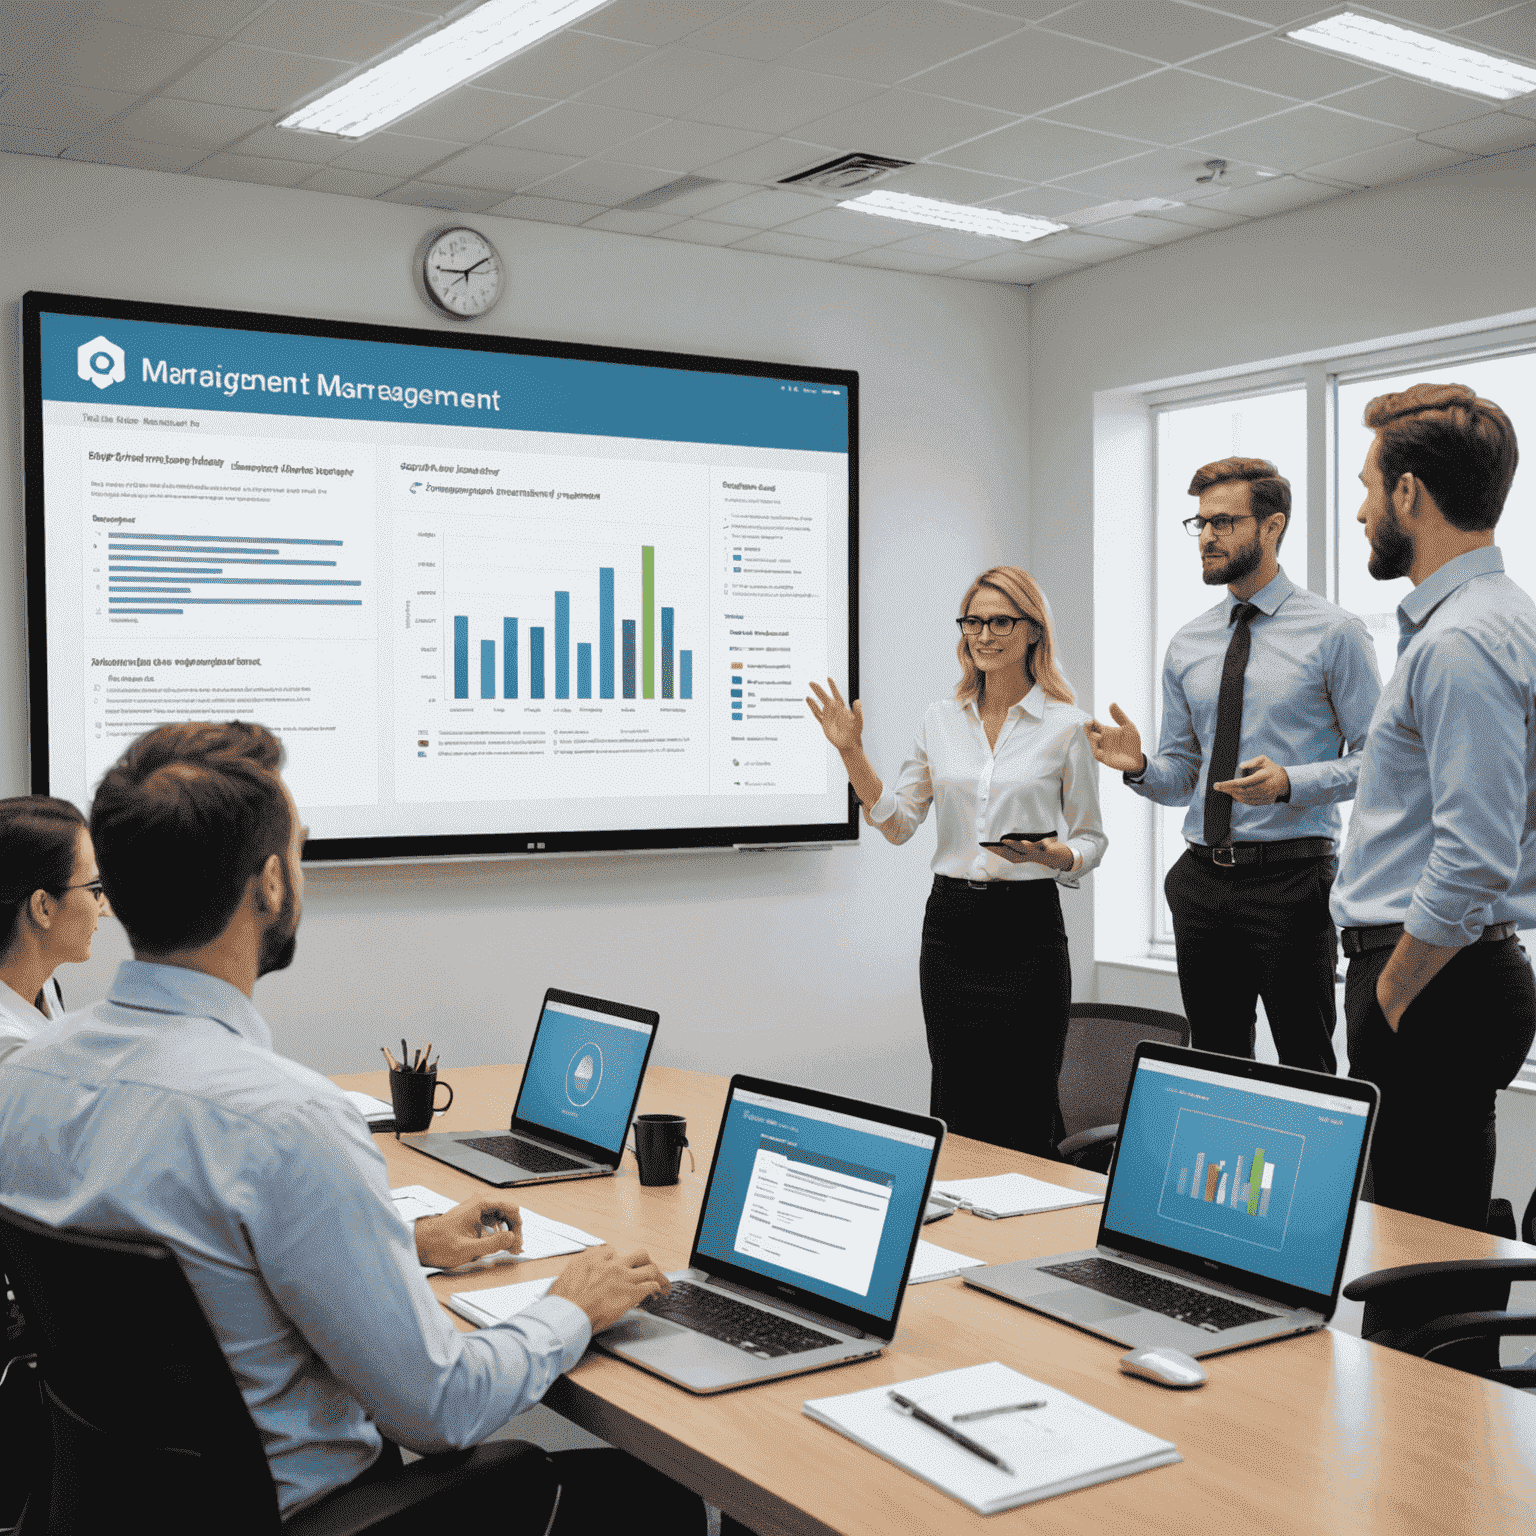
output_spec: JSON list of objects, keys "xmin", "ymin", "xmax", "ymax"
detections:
[
  {"xmin": 35, "ymin": 310, "xmax": 851, "ymax": 846},
  {"xmin": 1105, "ymin": 1060, "xmax": 1370, "ymax": 1296},
  {"xmin": 697, "ymin": 1089, "xmax": 936, "ymax": 1321},
  {"xmin": 514, "ymin": 1002, "xmax": 653, "ymax": 1152}
]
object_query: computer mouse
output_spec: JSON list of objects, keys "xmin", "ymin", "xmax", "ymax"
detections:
[{"xmin": 1118, "ymin": 1347, "xmax": 1207, "ymax": 1389}]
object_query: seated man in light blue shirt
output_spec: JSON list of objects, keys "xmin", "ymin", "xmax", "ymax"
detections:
[
  {"xmin": 1332, "ymin": 382, "xmax": 1536, "ymax": 1231},
  {"xmin": 0, "ymin": 720, "xmax": 708, "ymax": 1530}
]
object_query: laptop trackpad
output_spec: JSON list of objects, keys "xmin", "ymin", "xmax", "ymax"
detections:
[{"xmin": 1035, "ymin": 1288, "xmax": 1140, "ymax": 1323}]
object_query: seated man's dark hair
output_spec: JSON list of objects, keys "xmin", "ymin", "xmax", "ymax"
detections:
[{"xmin": 90, "ymin": 722, "xmax": 290, "ymax": 954}]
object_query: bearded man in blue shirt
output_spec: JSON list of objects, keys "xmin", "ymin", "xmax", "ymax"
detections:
[{"xmin": 1332, "ymin": 383, "xmax": 1536, "ymax": 1231}]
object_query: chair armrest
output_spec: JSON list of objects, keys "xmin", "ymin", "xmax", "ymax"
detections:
[
  {"xmin": 1057, "ymin": 1124, "xmax": 1119, "ymax": 1165},
  {"xmin": 1343, "ymin": 1258, "xmax": 1536, "ymax": 1304},
  {"xmin": 1400, "ymin": 1310, "xmax": 1536, "ymax": 1361},
  {"xmin": 285, "ymin": 1440, "xmax": 558, "ymax": 1536}
]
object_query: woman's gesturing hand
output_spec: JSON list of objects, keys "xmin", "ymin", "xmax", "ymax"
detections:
[{"xmin": 806, "ymin": 678, "xmax": 863, "ymax": 752}]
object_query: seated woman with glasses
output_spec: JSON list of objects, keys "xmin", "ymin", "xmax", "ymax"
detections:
[
  {"xmin": 0, "ymin": 796, "xmax": 109, "ymax": 1063},
  {"xmin": 806, "ymin": 566, "xmax": 1106, "ymax": 1155}
]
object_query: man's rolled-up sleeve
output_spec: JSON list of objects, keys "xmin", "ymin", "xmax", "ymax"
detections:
[{"xmin": 1285, "ymin": 618, "xmax": 1382, "ymax": 809}]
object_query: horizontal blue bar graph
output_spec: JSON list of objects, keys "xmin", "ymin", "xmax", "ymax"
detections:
[{"xmin": 106, "ymin": 532, "xmax": 342, "ymax": 545}]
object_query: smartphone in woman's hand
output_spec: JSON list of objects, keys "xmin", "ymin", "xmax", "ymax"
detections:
[{"xmin": 979, "ymin": 832, "xmax": 1053, "ymax": 862}]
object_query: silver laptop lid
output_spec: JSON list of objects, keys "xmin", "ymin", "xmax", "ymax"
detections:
[
  {"xmin": 1099, "ymin": 1044, "xmax": 1379, "ymax": 1319},
  {"xmin": 685, "ymin": 1075, "xmax": 945, "ymax": 1343}
]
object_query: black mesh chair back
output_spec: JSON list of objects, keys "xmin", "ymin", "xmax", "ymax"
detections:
[{"xmin": 1056, "ymin": 1004, "xmax": 1191, "ymax": 1170}]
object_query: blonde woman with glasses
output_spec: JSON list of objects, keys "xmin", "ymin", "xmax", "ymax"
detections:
[{"xmin": 807, "ymin": 567, "xmax": 1106, "ymax": 1155}]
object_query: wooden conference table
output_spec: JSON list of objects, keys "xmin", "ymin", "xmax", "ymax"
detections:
[{"xmin": 335, "ymin": 1063, "xmax": 1536, "ymax": 1536}]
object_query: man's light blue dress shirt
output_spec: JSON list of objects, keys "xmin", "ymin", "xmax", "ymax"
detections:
[
  {"xmin": 1128, "ymin": 568, "xmax": 1381, "ymax": 844},
  {"xmin": 1332, "ymin": 547, "xmax": 1536, "ymax": 945},
  {"xmin": 0, "ymin": 961, "xmax": 591, "ymax": 1515}
]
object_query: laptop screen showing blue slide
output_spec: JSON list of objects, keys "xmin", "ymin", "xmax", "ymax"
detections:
[
  {"xmin": 1104, "ymin": 1055, "xmax": 1372, "ymax": 1298},
  {"xmin": 693, "ymin": 1086, "xmax": 941, "ymax": 1327},
  {"xmin": 513, "ymin": 996, "xmax": 656, "ymax": 1156}
]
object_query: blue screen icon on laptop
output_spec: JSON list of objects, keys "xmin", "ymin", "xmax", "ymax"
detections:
[{"xmin": 518, "ymin": 1003, "xmax": 653, "ymax": 1151}]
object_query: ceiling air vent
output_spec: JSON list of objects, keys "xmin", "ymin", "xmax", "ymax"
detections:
[{"xmin": 778, "ymin": 153, "xmax": 912, "ymax": 193}]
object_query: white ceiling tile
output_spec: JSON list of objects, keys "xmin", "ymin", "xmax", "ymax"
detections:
[
  {"xmin": 520, "ymin": 160, "xmax": 679, "ymax": 205},
  {"xmin": 1147, "ymin": 201, "xmax": 1250, "ymax": 228},
  {"xmin": 1047, "ymin": 69, "xmax": 1293, "ymax": 144},
  {"xmin": 695, "ymin": 136, "xmax": 835, "ymax": 182},
  {"xmin": 110, "ymin": 97, "xmax": 270, "ymax": 150},
  {"xmin": 0, "ymin": 3, "xmax": 96, "ymax": 73},
  {"xmin": 578, "ymin": 0, "xmax": 755, "ymax": 47},
  {"xmin": 706, "ymin": 187, "xmax": 832, "ymax": 226},
  {"xmin": 1325, "ymin": 76, "xmax": 1498, "ymax": 131},
  {"xmin": 483, "ymin": 193, "xmax": 606, "ymax": 224},
  {"xmin": 1506, "ymin": 91, "xmax": 1536, "ymax": 121},
  {"xmin": 602, "ymin": 119, "xmax": 770, "ymax": 173},
  {"xmin": 1188, "ymin": 104, "xmax": 1410, "ymax": 170},
  {"xmin": 167, "ymin": 45, "xmax": 351, "ymax": 110},
  {"xmin": 1420, "ymin": 110, "xmax": 1536, "ymax": 151},
  {"xmin": 471, "ymin": 32, "xmax": 651, "ymax": 97},
  {"xmin": 1452, "ymin": 3, "xmax": 1536, "ymax": 62},
  {"xmin": 837, "ymin": 246, "xmax": 965, "ymax": 272},
  {"xmin": 231, "ymin": 125, "xmax": 348, "ymax": 162},
  {"xmin": 686, "ymin": 1, "xmax": 885, "ymax": 61},
  {"xmin": 582, "ymin": 206, "xmax": 689, "ymax": 233},
  {"xmin": 982, "ymin": 182, "xmax": 1114, "ymax": 215},
  {"xmin": 1021, "ymin": 228, "xmax": 1146, "ymax": 261},
  {"xmin": 95, "ymin": 2, "xmax": 266, "ymax": 35},
  {"xmin": 331, "ymin": 133, "xmax": 466, "ymax": 177},
  {"xmin": 650, "ymin": 217, "xmax": 751, "ymax": 244},
  {"xmin": 233, "ymin": 0, "xmax": 435, "ymax": 62},
  {"xmin": 944, "ymin": 249, "xmax": 1077, "ymax": 281},
  {"xmin": 377, "ymin": 182, "xmax": 507, "ymax": 213},
  {"xmin": 1359, "ymin": 1, "xmax": 1510, "ymax": 28},
  {"xmin": 579, "ymin": 46, "xmax": 760, "ymax": 115},
  {"xmin": 1081, "ymin": 212, "xmax": 1201, "ymax": 243},
  {"xmin": 191, "ymin": 150, "xmax": 317, "ymax": 186},
  {"xmin": 1189, "ymin": 36, "xmax": 1385, "ymax": 101},
  {"xmin": 1215, "ymin": 0, "xmax": 1352, "ymax": 19},
  {"xmin": 62, "ymin": 136, "xmax": 206, "ymax": 171},
  {"xmin": 792, "ymin": 89, "xmax": 1019, "ymax": 160},
  {"xmin": 0, "ymin": 81, "xmax": 138, "ymax": 132},
  {"xmin": 300, "ymin": 165, "xmax": 403, "ymax": 197},
  {"xmin": 1304, "ymin": 135, "xmax": 1470, "ymax": 183},
  {"xmin": 625, "ymin": 176, "xmax": 756, "ymax": 215},
  {"xmin": 887, "ymin": 227, "xmax": 1023, "ymax": 259},
  {"xmin": 492, "ymin": 101, "xmax": 665, "ymax": 156},
  {"xmin": 1193, "ymin": 173, "xmax": 1352, "ymax": 216},
  {"xmin": 936, "ymin": 117, "xmax": 1147, "ymax": 178},
  {"xmin": 689, "ymin": 65, "xmax": 882, "ymax": 134},
  {"xmin": 905, "ymin": 26, "xmax": 1155, "ymax": 114},
  {"xmin": 1041, "ymin": 145, "xmax": 1258, "ymax": 199},
  {"xmin": 946, "ymin": 0, "xmax": 1070, "ymax": 16},
  {"xmin": 881, "ymin": 161, "xmax": 1032, "ymax": 201},
  {"xmin": 773, "ymin": 205, "xmax": 910, "ymax": 243},
  {"xmin": 19, "ymin": 20, "xmax": 210, "ymax": 94},
  {"xmin": 0, "ymin": 124, "xmax": 75, "ymax": 155},
  {"xmin": 783, "ymin": 2, "xmax": 1022, "ymax": 86},
  {"xmin": 731, "ymin": 228, "xmax": 866, "ymax": 259},
  {"xmin": 413, "ymin": 142, "xmax": 577, "ymax": 188},
  {"xmin": 1042, "ymin": 0, "xmax": 1265, "ymax": 64},
  {"xmin": 390, "ymin": 86, "xmax": 554, "ymax": 144}
]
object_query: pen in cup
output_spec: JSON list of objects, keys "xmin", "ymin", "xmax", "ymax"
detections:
[
  {"xmin": 888, "ymin": 1391, "xmax": 1013, "ymax": 1476},
  {"xmin": 952, "ymin": 1401, "xmax": 1046, "ymax": 1422}
]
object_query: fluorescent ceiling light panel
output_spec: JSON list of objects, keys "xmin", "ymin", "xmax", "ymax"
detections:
[
  {"xmin": 280, "ymin": 0, "xmax": 615, "ymax": 139},
  {"xmin": 1287, "ymin": 12, "xmax": 1536, "ymax": 101},
  {"xmin": 839, "ymin": 191, "xmax": 1067, "ymax": 243}
]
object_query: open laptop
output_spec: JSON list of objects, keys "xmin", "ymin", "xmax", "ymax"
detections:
[
  {"xmin": 596, "ymin": 1075, "xmax": 945, "ymax": 1393},
  {"xmin": 964, "ymin": 1042, "xmax": 1378, "ymax": 1357},
  {"xmin": 401, "ymin": 987, "xmax": 658, "ymax": 1188}
]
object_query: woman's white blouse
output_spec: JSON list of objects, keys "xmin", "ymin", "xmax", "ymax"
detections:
[
  {"xmin": 865, "ymin": 688, "xmax": 1108, "ymax": 885},
  {"xmin": 0, "ymin": 976, "xmax": 61, "ymax": 1065}
]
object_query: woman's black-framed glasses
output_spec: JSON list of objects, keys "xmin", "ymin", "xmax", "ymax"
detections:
[
  {"xmin": 62, "ymin": 880, "xmax": 107, "ymax": 901},
  {"xmin": 1181, "ymin": 512, "xmax": 1260, "ymax": 537},
  {"xmin": 956, "ymin": 616, "xmax": 1024, "ymax": 637}
]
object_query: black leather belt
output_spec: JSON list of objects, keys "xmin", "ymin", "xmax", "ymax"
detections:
[
  {"xmin": 1188, "ymin": 838, "xmax": 1334, "ymax": 868},
  {"xmin": 1341, "ymin": 920, "xmax": 1517, "ymax": 956},
  {"xmin": 934, "ymin": 874, "xmax": 1046, "ymax": 893}
]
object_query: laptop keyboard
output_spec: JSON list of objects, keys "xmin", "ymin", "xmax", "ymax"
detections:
[
  {"xmin": 1040, "ymin": 1257, "xmax": 1277, "ymax": 1333},
  {"xmin": 639, "ymin": 1282, "xmax": 840, "ymax": 1359},
  {"xmin": 460, "ymin": 1135, "xmax": 587, "ymax": 1175}
]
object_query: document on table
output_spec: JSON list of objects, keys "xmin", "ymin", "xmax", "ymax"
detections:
[
  {"xmin": 389, "ymin": 1186, "xmax": 604, "ymax": 1273},
  {"xmin": 906, "ymin": 1240, "xmax": 986, "ymax": 1285},
  {"xmin": 804, "ymin": 1362, "xmax": 1178, "ymax": 1515},
  {"xmin": 929, "ymin": 1174, "xmax": 1103, "ymax": 1220},
  {"xmin": 347, "ymin": 1090, "xmax": 395, "ymax": 1124},
  {"xmin": 447, "ymin": 1276, "xmax": 557, "ymax": 1329}
]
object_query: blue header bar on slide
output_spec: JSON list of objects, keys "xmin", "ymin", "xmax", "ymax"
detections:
[{"xmin": 40, "ymin": 311, "xmax": 850, "ymax": 454}]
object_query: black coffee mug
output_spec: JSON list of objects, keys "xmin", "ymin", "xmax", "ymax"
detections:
[
  {"xmin": 391, "ymin": 1069, "xmax": 453, "ymax": 1135},
  {"xmin": 632, "ymin": 1113, "xmax": 691, "ymax": 1186}
]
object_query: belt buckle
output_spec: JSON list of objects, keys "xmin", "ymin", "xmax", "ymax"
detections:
[
  {"xmin": 965, "ymin": 879, "xmax": 989, "ymax": 891},
  {"xmin": 1212, "ymin": 844, "xmax": 1238, "ymax": 868}
]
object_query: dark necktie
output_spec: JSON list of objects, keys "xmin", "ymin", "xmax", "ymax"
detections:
[{"xmin": 1203, "ymin": 602, "xmax": 1260, "ymax": 848}]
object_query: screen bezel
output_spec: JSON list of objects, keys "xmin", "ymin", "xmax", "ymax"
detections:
[
  {"xmin": 21, "ymin": 289, "xmax": 860, "ymax": 862},
  {"xmin": 688, "ymin": 1073, "xmax": 946, "ymax": 1341},
  {"xmin": 1098, "ymin": 1042, "xmax": 1378, "ymax": 1317},
  {"xmin": 509, "ymin": 986, "xmax": 660, "ymax": 1164}
]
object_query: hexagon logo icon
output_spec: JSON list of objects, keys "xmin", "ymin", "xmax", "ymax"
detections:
[{"xmin": 77, "ymin": 335, "xmax": 125, "ymax": 390}]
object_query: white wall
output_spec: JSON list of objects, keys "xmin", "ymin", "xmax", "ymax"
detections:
[{"xmin": 0, "ymin": 151, "xmax": 1031, "ymax": 1103}]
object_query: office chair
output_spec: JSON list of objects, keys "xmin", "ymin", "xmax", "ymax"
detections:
[
  {"xmin": 0, "ymin": 1205, "xmax": 562, "ymax": 1536},
  {"xmin": 1055, "ymin": 1003, "xmax": 1190, "ymax": 1172}
]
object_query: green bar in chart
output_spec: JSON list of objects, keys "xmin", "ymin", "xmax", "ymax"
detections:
[
  {"xmin": 642, "ymin": 544, "xmax": 655, "ymax": 700},
  {"xmin": 1247, "ymin": 1149, "xmax": 1265, "ymax": 1215}
]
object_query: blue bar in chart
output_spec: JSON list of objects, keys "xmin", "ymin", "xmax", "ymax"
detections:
[
  {"xmin": 503, "ymin": 618, "xmax": 518, "ymax": 699},
  {"xmin": 680, "ymin": 650, "xmax": 692, "ymax": 700},
  {"xmin": 661, "ymin": 606, "xmax": 674, "ymax": 699},
  {"xmin": 577, "ymin": 643, "xmax": 592, "ymax": 699},
  {"xmin": 599, "ymin": 567, "xmax": 615, "ymax": 700},
  {"xmin": 480, "ymin": 640, "xmax": 495, "ymax": 700},
  {"xmin": 454, "ymin": 616, "xmax": 469, "ymax": 699},
  {"xmin": 622, "ymin": 620, "xmax": 636, "ymax": 700},
  {"xmin": 554, "ymin": 591, "xmax": 570, "ymax": 700},
  {"xmin": 530, "ymin": 627, "xmax": 545, "ymax": 699}
]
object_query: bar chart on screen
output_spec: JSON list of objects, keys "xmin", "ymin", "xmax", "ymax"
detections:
[{"xmin": 1157, "ymin": 1110, "xmax": 1304, "ymax": 1252}]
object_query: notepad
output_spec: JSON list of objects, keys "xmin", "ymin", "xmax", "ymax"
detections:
[
  {"xmin": 929, "ymin": 1174, "xmax": 1103, "ymax": 1220},
  {"xmin": 347, "ymin": 1090, "xmax": 395, "ymax": 1124},
  {"xmin": 447, "ymin": 1275, "xmax": 557, "ymax": 1328},
  {"xmin": 389, "ymin": 1186, "xmax": 604, "ymax": 1273},
  {"xmin": 906, "ymin": 1240, "xmax": 986, "ymax": 1284},
  {"xmin": 803, "ymin": 1362, "xmax": 1178, "ymax": 1514}
]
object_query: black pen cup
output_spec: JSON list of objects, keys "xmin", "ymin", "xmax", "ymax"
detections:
[
  {"xmin": 390, "ymin": 1069, "xmax": 453, "ymax": 1136},
  {"xmin": 632, "ymin": 1113, "xmax": 690, "ymax": 1186}
]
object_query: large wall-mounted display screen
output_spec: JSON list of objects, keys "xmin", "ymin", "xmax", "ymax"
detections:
[{"xmin": 22, "ymin": 292, "xmax": 857, "ymax": 861}]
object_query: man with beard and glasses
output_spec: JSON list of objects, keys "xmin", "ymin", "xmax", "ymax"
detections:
[
  {"xmin": 1087, "ymin": 458, "xmax": 1380, "ymax": 1072},
  {"xmin": 1332, "ymin": 384, "xmax": 1536, "ymax": 1231},
  {"xmin": 0, "ymin": 721, "xmax": 717, "ymax": 1530}
]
